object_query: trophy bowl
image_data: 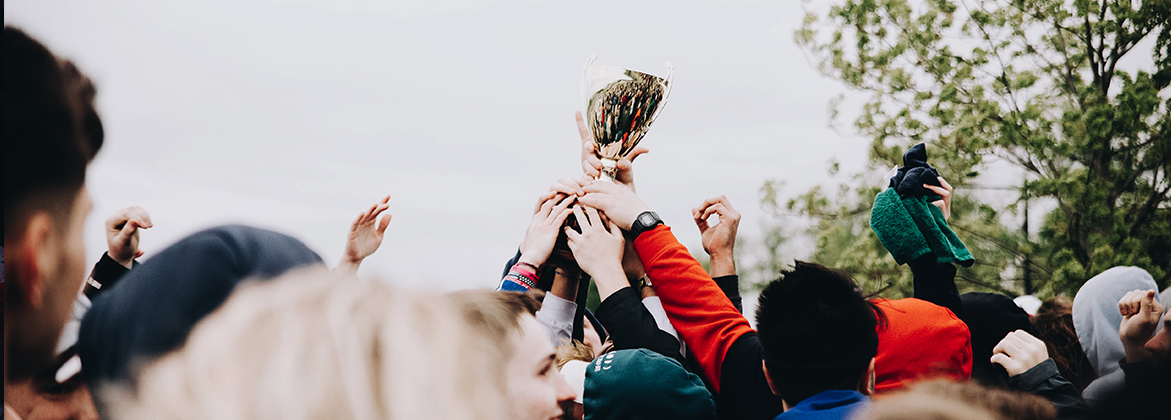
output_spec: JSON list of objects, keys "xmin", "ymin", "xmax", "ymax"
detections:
[{"xmin": 581, "ymin": 54, "xmax": 673, "ymax": 181}]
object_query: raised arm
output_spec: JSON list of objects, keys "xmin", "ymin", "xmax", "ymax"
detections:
[
  {"xmin": 498, "ymin": 189, "xmax": 576, "ymax": 292},
  {"xmin": 910, "ymin": 177, "xmax": 961, "ymax": 316},
  {"xmin": 336, "ymin": 195, "xmax": 392, "ymax": 275},
  {"xmin": 87, "ymin": 206, "xmax": 154, "ymax": 298},
  {"xmin": 694, "ymin": 195, "xmax": 744, "ymax": 313},
  {"xmin": 579, "ymin": 181, "xmax": 754, "ymax": 392}
]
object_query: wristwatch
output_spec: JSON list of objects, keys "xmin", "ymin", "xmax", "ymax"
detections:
[{"xmin": 630, "ymin": 211, "xmax": 664, "ymax": 239}]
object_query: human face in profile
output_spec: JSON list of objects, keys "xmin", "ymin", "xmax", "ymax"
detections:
[{"xmin": 506, "ymin": 314, "xmax": 577, "ymax": 420}]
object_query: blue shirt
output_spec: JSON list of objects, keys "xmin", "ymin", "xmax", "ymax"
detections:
[{"xmin": 774, "ymin": 390, "xmax": 869, "ymax": 420}]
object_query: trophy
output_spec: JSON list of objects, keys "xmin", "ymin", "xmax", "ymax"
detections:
[{"xmin": 581, "ymin": 54, "xmax": 673, "ymax": 181}]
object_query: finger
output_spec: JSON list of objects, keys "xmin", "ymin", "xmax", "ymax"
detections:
[
  {"xmin": 116, "ymin": 220, "xmax": 140, "ymax": 243},
  {"xmin": 534, "ymin": 190, "xmax": 558, "ymax": 214},
  {"xmin": 1141, "ymin": 291, "xmax": 1159, "ymax": 315},
  {"xmin": 554, "ymin": 178, "xmax": 586, "ymax": 196},
  {"xmin": 537, "ymin": 195, "xmax": 558, "ymax": 218},
  {"xmin": 551, "ymin": 194, "xmax": 576, "ymax": 215},
  {"xmin": 573, "ymin": 205, "xmax": 591, "ymax": 228},
  {"xmin": 923, "ymin": 184, "xmax": 949, "ymax": 197},
  {"xmin": 1120, "ymin": 290, "xmax": 1142, "ymax": 315},
  {"xmin": 625, "ymin": 147, "xmax": 649, "ymax": 163},
  {"xmin": 106, "ymin": 211, "xmax": 132, "ymax": 230},
  {"xmin": 1016, "ymin": 330, "xmax": 1045, "ymax": 349},
  {"xmin": 576, "ymin": 111, "xmax": 591, "ymax": 144},
  {"xmin": 589, "ymin": 206, "xmax": 611, "ymax": 231},
  {"xmin": 584, "ymin": 206, "xmax": 604, "ymax": 230},
  {"xmin": 552, "ymin": 207, "xmax": 573, "ymax": 227},
  {"xmin": 937, "ymin": 176, "xmax": 953, "ymax": 191},
  {"xmin": 126, "ymin": 206, "xmax": 154, "ymax": 228},
  {"xmin": 576, "ymin": 194, "xmax": 604, "ymax": 211},
  {"xmin": 701, "ymin": 204, "xmax": 727, "ymax": 221},
  {"xmin": 564, "ymin": 226, "xmax": 582, "ymax": 243},
  {"xmin": 996, "ymin": 338, "xmax": 1024, "ymax": 358},
  {"xmin": 989, "ymin": 352, "xmax": 1012, "ymax": 368},
  {"xmin": 365, "ymin": 201, "xmax": 381, "ymax": 219},
  {"xmin": 376, "ymin": 213, "xmax": 392, "ymax": 234},
  {"xmin": 582, "ymin": 155, "xmax": 601, "ymax": 178},
  {"xmin": 372, "ymin": 203, "xmax": 390, "ymax": 218},
  {"xmin": 699, "ymin": 195, "xmax": 731, "ymax": 209},
  {"xmin": 581, "ymin": 181, "xmax": 621, "ymax": 194},
  {"xmin": 125, "ymin": 217, "xmax": 149, "ymax": 234}
]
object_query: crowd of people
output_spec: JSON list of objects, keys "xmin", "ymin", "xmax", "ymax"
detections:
[{"xmin": 4, "ymin": 25, "xmax": 1170, "ymax": 420}]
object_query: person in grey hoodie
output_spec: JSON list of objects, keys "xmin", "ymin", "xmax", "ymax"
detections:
[{"xmin": 1070, "ymin": 266, "xmax": 1158, "ymax": 407}]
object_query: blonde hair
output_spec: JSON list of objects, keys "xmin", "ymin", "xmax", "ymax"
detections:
[
  {"xmin": 860, "ymin": 380, "xmax": 1055, "ymax": 420},
  {"xmin": 554, "ymin": 340, "xmax": 595, "ymax": 369},
  {"xmin": 114, "ymin": 268, "xmax": 506, "ymax": 420}
]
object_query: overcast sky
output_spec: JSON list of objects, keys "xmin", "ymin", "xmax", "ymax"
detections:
[{"xmin": 7, "ymin": 0, "xmax": 978, "ymax": 290}]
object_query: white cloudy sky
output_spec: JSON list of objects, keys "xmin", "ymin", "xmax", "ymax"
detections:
[{"xmin": 14, "ymin": 0, "xmax": 1135, "ymax": 291}]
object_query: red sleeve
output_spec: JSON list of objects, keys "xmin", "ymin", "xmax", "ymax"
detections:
[{"xmin": 633, "ymin": 224, "xmax": 754, "ymax": 392}]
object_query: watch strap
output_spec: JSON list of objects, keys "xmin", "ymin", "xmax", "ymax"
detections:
[{"xmin": 630, "ymin": 211, "xmax": 664, "ymax": 239}]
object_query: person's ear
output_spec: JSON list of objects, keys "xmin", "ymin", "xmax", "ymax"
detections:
[
  {"xmin": 10, "ymin": 213, "xmax": 57, "ymax": 310},
  {"xmin": 859, "ymin": 357, "xmax": 877, "ymax": 397},
  {"xmin": 761, "ymin": 360, "xmax": 779, "ymax": 396}
]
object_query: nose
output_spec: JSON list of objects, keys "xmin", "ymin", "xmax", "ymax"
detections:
[
  {"xmin": 1146, "ymin": 329, "xmax": 1171, "ymax": 360},
  {"xmin": 554, "ymin": 372, "xmax": 576, "ymax": 403}
]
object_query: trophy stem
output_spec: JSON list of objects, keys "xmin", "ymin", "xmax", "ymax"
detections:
[{"xmin": 598, "ymin": 158, "xmax": 618, "ymax": 182}]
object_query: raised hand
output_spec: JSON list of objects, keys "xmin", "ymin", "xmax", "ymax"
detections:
[
  {"xmin": 519, "ymin": 193, "xmax": 576, "ymax": 268},
  {"xmin": 339, "ymin": 196, "xmax": 392, "ymax": 273},
  {"xmin": 577, "ymin": 111, "xmax": 648, "ymax": 191},
  {"xmin": 693, "ymin": 196, "xmax": 741, "ymax": 277},
  {"xmin": 990, "ymin": 330, "xmax": 1049, "ymax": 376},
  {"xmin": 564, "ymin": 205, "xmax": 626, "ymax": 300},
  {"xmin": 577, "ymin": 181, "xmax": 649, "ymax": 231},
  {"xmin": 1118, "ymin": 289, "xmax": 1164, "ymax": 362},
  {"xmin": 923, "ymin": 176, "xmax": 954, "ymax": 220},
  {"xmin": 105, "ymin": 206, "xmax": 153, "ymax": 268}
]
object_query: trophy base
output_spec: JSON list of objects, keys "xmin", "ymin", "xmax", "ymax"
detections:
[{"xmin": 598, "ymin": 158, "xmax": 618, "ymax": 182}]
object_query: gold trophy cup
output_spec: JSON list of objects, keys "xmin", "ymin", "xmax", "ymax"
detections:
[{"xmin": 581, "ymin": 54, "xmax": 673, "ymax": 181}]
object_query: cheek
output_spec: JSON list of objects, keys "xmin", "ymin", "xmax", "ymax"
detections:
[{"xmin": 508, "ymin": 375, "xmax": 560, "ymax": 420}]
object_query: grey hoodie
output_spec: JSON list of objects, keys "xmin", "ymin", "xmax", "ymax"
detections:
[{"xmin": 1071, "ymin": 266, "xmax": 1158, "ymax": 407}]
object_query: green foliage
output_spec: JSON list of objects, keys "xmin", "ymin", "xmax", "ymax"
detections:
[{"xmin": 777, "ymin": 0, "xmax": 1171, "ymax": 298}]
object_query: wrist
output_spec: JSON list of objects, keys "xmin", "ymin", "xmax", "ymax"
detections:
[
  {"xmin": 110, "ymin": 253, "xmax": 134, "ymax": 269},
  {"xmin": 709, "ymin": 253, "xmax": 735, "ymax": 277},
  {"xmin": 518, "ymin": 255, "xmax": 545, "ymax": 269}
]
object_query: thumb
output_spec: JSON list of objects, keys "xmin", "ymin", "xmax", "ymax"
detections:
[
  {"xmin": 377, "ymin": 214, "xmax": 392, "ymax": 234},
  {"xmin": 626, "ymin": 147, "xmax": 649, "ymax": 163},
  {"xmin": 117, "ymin": 220, "xmax": 140, "ymax": 242},
  {"xmin": 1142, "ymin": 291, "xmax": 1159, "ymax": 314}
]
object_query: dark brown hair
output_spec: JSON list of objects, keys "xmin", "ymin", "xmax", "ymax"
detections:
[
  {"xmin": 1033, "ymin": 296, "xmax": 1097, "ymax": 391},
  {"xmin": 3, "ymin": 26, "xmax": 104, "ymax": 238}
]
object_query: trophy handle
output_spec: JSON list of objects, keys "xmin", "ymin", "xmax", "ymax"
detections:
[
  {"xmin": 647, "ymin": 61, "xmax": 673, "ymax": 123},
  {"xmin": 580, "ymin": 53, "xmax": 599, "ymax": 143}
]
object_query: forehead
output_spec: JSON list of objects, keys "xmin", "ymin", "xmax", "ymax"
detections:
[{"xmin": 511, "ymin": 314, "xmax": 553, "ymax": 364}]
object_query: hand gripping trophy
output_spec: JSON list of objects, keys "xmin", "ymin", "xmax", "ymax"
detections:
[{"xmin": 581, "ymin": 54, "xmax": 673, "ymax": 181}]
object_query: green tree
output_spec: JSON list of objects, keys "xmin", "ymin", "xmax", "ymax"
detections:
[{"xmin": 778, "ymin": 0, "xmax": 1171, "ymax": 298}]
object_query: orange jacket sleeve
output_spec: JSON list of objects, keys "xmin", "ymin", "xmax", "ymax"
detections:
[{"xmin": 632, "ymin": 224, "xmax": 755, "ymax": 392}]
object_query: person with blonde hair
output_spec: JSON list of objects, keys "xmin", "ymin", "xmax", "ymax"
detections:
[
  {"xmin": 116, "ymin": 269, "xmax": 508, "ymax": 420},
  {"xmin": 859, "ymin": 380, "xmax": 1055, "ymax": 420}
]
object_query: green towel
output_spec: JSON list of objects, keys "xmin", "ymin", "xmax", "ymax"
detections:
[{"xmin": 870, "ymin": 188, "xmax": 974, "ymax": 267}]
